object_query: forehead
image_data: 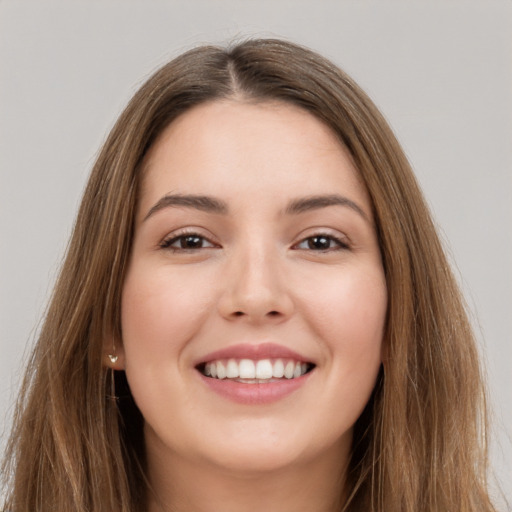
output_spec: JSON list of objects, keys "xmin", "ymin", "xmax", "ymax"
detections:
[{"xmin": 138, "ymin": 100, "xmax": 371, "ymax": 217}]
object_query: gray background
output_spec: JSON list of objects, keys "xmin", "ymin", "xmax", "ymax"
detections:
[{"xmin": 1, "ymin": 0, "xmax": 510, "ymax": 506}]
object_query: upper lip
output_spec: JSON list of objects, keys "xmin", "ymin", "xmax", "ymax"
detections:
[{"xmin": 194, "ymin": 342, "xmax": 314, "ymax": 366}]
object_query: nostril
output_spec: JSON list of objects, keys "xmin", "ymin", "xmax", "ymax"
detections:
[{"xmin": 232, "ymin": 310, "xmax": 280, "ymax": 318}]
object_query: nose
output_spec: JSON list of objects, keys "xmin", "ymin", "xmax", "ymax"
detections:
[{"xmin": 217, "ymin": 243, "xmax": 294, "ymax": 324}]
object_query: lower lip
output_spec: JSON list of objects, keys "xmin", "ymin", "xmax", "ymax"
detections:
[{"xmin": 198, "ymin": 372, "xmax": 312, "ymax": 404}]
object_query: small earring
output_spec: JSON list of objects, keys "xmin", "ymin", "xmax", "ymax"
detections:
[
  {"xmin": 107, "ymin": 342, "xmax": 118, "ymax": 401},
  {"xmin": 108, "ymin": 340, "xmax": 118, "ymax": 364}
]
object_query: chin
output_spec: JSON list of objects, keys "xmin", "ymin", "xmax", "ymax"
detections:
[
  {"xmin": 204, "ymin": 443, "xmax": 307, "ymax": 475},
  {"xmin": 196, "ymin": 425, "xmax": 349, "ymax": 476}
]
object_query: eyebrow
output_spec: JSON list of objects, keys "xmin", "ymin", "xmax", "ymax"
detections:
[
  {"xmin": 144, "ymin": 193, "xmax": 369, "ymax": 222},
  {"xmin": 144, "ymin": 194, "xmax": 228, "ymax": 220},
  {"xmin": 285, "ymin": 194, "xmax": 369, "ymax": 221}
]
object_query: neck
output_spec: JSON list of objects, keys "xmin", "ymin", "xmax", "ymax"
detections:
[{"xmin": 145, "ymin": 437, "xmax": 350, "ymax": 512}]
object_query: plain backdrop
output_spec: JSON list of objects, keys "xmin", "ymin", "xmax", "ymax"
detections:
[{"xmin": 1, "ymin": 0, "xmax": 511, "ymax": 506}]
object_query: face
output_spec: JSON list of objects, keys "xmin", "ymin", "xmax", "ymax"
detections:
[{"xmin": 116, "ymin": 100, "xmax": 387, "ymax": 475}]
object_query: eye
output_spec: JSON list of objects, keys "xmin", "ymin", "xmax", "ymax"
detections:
[
  {"xmin": 293, "ymin": 234, "xmax": 348, "ymax": 252},
  {"xmin": 160, "ymin": 233, "xmax": 217, "ymax": 251}
]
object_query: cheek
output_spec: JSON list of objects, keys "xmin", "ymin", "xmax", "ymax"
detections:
[
  {"xmin": 119, "ymin": 266, "xmax": 219, "ymax": 429},
  {"xmin": 120, "ymin": 265, "xmax": 217, "ymax": 359},
  {"xmin": 299, "ymin": 266, "xmax": 387, "ymax": 392},
  {"xmin": 304, "ymin": 268, "xmax": 387, "ymax": 347}
]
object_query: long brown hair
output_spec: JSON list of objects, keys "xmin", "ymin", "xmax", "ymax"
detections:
[{"xmin": 1, "ymin": 38, "xmax": 496, "ymax": 511}]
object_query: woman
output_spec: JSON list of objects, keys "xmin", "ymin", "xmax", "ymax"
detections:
[{"xmin": 1, "ymin": 38, "xmax": 497, "ymax": 511}]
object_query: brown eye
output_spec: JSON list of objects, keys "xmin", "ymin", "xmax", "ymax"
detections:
[
  {"xmin": 294, "ymin": 234, "xmax": 348, "ymax": 251},
  {"xmin": 307, "ymin": 236, "xmax": 332, "ymax": 250},
  {"xmin": 160, "ymin": 234, "xmax": 216, "ymax": 251},
  {"xmin": 179, "ymin": 235, "xmax": 204, "ymax": 249}
]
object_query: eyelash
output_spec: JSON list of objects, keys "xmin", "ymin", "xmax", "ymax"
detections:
[
  {"xmin": 159, "ymin": 231, "xmax": 217, "ymax": 252},
  {"xmin": 159, "ymin": 231, "xmax": 349, "ymax": 253},
  {"xmin": 292, "ymin": 234, "xmax": 349, "ymax": 252}
]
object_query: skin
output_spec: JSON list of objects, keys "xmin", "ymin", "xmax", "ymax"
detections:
[{"xmin": 109, "ymin": 100, "xmax": 387, "ymax": 512}]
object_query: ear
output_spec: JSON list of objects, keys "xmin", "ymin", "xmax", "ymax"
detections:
[{"xmin": 102, "ymin": 337, "xmax": 126, "ymax": 371}]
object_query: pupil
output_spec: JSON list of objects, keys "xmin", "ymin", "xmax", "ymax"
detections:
[
  {"xmin": 309, "ymin": 236, "xmax": 330, "ymax": 250},
  {"xmin": 182, "ymin": 236, "xmax": 202, "ymax": 248}
]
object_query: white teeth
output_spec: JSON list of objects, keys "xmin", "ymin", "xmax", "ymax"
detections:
[
  {"xmin": 239, "ymin": 359, "xmax": 256, "ymax": 379},
  {"xmin": 203, "ymin": 358, "xmax": 311, "ymax": 381},
  {"xmin": 216, "ymin": 361, "xmax": 226, "ymax": 380},
  {"xmin": 284, "ymin": 361, "xmax": 295, "ymax": 379},
  {"xmin": 255, "ymin": 360, "xmax": 273, "ymax": 379},
  {"xmin": 273, "ymin": 359, "xmax": 285, "ymax": 378},
  {"xmin": 226, "ymin": 359, "xmax": 239, "ymax": 378}
]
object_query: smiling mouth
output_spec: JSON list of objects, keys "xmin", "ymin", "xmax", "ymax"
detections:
[{"xmin": 197, "ymin": 358, "xmax": 315, "ymax": 383}]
